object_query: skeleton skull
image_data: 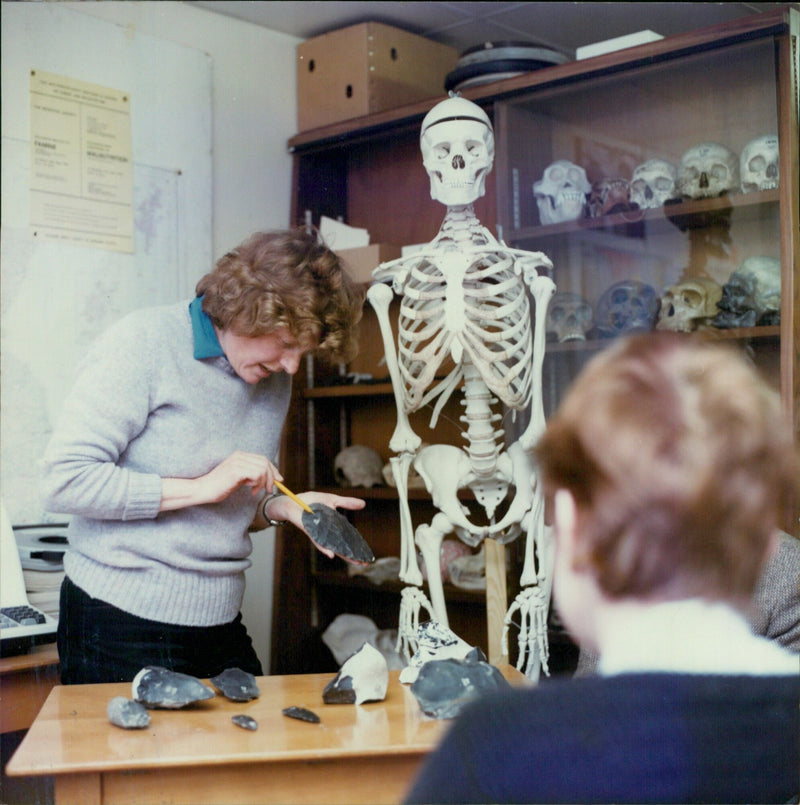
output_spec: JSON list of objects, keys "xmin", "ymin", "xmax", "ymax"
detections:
[
  {"xmin": 420, "ymin": 97, "xmax": 494, "ymax": 207},
  {"xmin": 630, "ymin": 158, "xmax": 678, "ymax": 209},
  {"xmin": 677, "ymin": 142, "xmax": 739, "ymax": 199},
  {"xmin": 334, "ymin": 445, "xmax": 385, "ymax": 488},
  {"xmin": 656, "ymin": 277, "xmax": 723, "ymax": 332},
  {"xmin": 587, "ymin": 178, "xmax": 632, "ymax": 218},
  {"xmin": 594, "ymin": 280, "xmax": 659, "ymax": 338},
  {"xmin": 533, "ymin": 160, "xmax": 590, "ymax": 225},
  {"xmin": 740, "ymin": 135, "xmax": 779, "ymax": 194},
  {"xmin": 546, "ymin": 292, "xmax": 593, "ymax": 342},
  {"xmin": 714, "ymin": 256, "xmax": 781, "ymax": 328}
]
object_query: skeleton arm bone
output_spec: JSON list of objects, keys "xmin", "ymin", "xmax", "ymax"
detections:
[
  {"xmin": 366, "ymin": 283, "xmax": 421, "ymax": 454},
  {"xmin": 518, "ymin": 273, "xmax": 556, "ymax": 450}
]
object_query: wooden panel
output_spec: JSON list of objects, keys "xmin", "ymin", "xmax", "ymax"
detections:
[
  {"xmin": 56, "ymin": 774, "xmax": 102, "ymax": 805},
  {"xmin": 102, "ymin": 756, "xmax": 424, "ymax": 805},
  {"xmin": 0, "ymin": 644, "xmax": 59, "ymax": 733}
]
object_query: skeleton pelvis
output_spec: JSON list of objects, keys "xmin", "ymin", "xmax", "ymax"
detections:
[{"xmin": 414, "ymin": 444, "xmax": 519, "ymax": 544}]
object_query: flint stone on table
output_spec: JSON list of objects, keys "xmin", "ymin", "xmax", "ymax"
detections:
[
  {"xmin": 323, "ymin": 642, "xmax": 388, "ymax": 705},
  {"xmin": 210, "ymin": 667, "xmax": 260, "ymax": 702},
  {"xmin": 399, "ymin": 620, "xmax": 478, "ymax": 684},
  {"xmin": 302, "ymin": 503, "xmax": 375, "ymax": 565},
  {"xmin": 107, "ymin": 696, "xmax": 151, "ymax": 729},
  {"xmin": 282, "ymin": 706, "xmax": 321, "ymax": 723},
  {"xmin": 409, "ymin": 654, "xmax": 511, "ymax": 720},
  {"xmin": 132, "ymin": 666, "xmax": 215, "ymax": 709},
  {"xmin": 232, "ymin": 714, "xmax": 258, "ymax": 731}
]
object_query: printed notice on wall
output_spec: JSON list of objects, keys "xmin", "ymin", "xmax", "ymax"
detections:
[{"xmin": 30, "ymin": 69, "xmax": 134, "ymax": 253}]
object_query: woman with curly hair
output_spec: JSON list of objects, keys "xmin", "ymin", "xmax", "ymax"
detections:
[{"xmin": 41, "ymin": 229, "xmax": 365, "ymax": 684}]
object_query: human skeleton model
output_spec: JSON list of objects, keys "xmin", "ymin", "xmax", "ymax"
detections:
[{"xmin": 366, "ymin": 97, "xmax": 556, "ymax": 680}]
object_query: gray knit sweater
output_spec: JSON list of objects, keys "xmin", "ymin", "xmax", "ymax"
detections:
[{"xmin": 40, "ymin": 300, "xmax": 291, "ymax": 626}]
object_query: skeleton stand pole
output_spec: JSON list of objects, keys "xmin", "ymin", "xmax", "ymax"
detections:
[{"xmin": 485, "ymin": 538, "xmax": 508, "ymax": 665}]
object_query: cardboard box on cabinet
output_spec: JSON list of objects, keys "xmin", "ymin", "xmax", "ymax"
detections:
[
  {"xmin": 337, "ymin": 244, "xmax": 401, "ymax": 284},
  {"xmin": 297, "ymin": 22, "xmax": 458, "ymax": 132}
]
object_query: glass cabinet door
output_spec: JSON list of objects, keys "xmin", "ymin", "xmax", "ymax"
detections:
[{"xmin": 494, "ymin": 38, "xmax": 783, "ymax": 418}]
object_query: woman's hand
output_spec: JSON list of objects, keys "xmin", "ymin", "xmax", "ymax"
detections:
[
  {"xmin": 259, "ymin": 490, "xmax": 366, "ymax": 560},
  {"xmin": 160, "ymin": 451, "xmax": 282, "ymax": 512}
]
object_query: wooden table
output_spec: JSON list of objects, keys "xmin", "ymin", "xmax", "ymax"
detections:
[
  {"xmin": 0, "ymin": 643, "xmax": 60, "ymax": 733},
  {"xmin": 6, "ymin": 666, "xmax": 528, "ymax": 804}
]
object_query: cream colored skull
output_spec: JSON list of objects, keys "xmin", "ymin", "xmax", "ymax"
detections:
[
  {"xmin": 546, "ymin": 292, "xmax": 593, "ymax": 342},
  {"xmin": 334, "ymin": 445, "xmax": 385, "ymax": 487},
  {"xmin": 420, "ymin": 97, "xmax": 494, "ymax": 207},
  {"xmin": 740, "ymin": 135, "xmax": 779, "ymax": 193},
  {"xmin": 533, "ymin": 160, "xmax": 590, "ymax": 225},
  {"xmin": 656, "ymin": 277, "xmax": 723, "ymax": 332},
  {"xmin": 677, "ymin": 143, "xmax": 739, "ymax": 199},
  {"xmin": 630, "ymin": 158, "xmax": 678, "ymax": 209}
]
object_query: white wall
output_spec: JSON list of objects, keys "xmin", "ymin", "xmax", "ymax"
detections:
[
  {"xmin": 1, "ymin": 1, "xmax": 302, "ymax": 672},
  {"xmin": 62, "ymin": 1, "xmax": 301, "ymax": 255}
]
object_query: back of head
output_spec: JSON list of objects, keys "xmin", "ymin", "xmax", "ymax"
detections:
[{"xmin": 534, "ymin": 333, "xmax": 799, "ymax": 605}]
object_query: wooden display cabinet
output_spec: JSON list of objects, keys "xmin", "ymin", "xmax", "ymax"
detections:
[{"xmin": 271, "ymin": 8, "xmax": 799, "ymax": 675}]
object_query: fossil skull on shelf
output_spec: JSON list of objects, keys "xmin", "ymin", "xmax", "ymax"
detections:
[
  {"xmin": 740, "ymin": 134, "xmax": 779, "ymax": 194},
  {"xmin": 630, "ymin": 158, "xmax": 678, "ymax": 209},
  {"xmin": 334, "ymin": 445, "xmax": 385, "ymax": 488},
  {"xmin": 533, "ymin": 159, "xmax": 590, "ymax": 225},
  {"xmin": 656, "ymin": 276, "xmax": 723, "ymax": 332},
  {"xmin": 546, "ymin": 292, "xmax": 593, "ymax": 342},
  {"xmin": 676, "ymin": 142, "xmax": 739, "ymax": 199},
  {"xmin": 714, "ymin": 256, "xmax": 781, "ymax": 328},
  {"xmin": 594, "ymin": 280, "xmax": 659, "ymax": 338},
  {"xmin": 587, "ymin": 178, "xmax": 632, "ymax": 218}
]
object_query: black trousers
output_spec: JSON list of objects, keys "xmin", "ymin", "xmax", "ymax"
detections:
[{"xmin": 57, "ymin": 575, "xmax": 263, "ymax": 684}]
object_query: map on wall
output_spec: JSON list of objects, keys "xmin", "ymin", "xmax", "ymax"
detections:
[
  {"xmin": 1, "ymin": 156, "xmax": 184, "ymax": 522},
  {"xmin": 1, "ymin": 4, "xmax": 212, "ymax": 524}
]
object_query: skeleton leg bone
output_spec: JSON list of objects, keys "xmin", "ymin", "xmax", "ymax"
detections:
[
  {"xmin": 391, "ymin": 454, "xmax": 423, "ymax": 586},
  {"xmin": 415, "ymin": 512, "xmax": 455, "ymax": 627}
]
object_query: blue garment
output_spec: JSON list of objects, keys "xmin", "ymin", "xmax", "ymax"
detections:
[
  {"xmin": 404, "ymin": 672, "xmax": 800, "ymax": 804},
  {"xmin": 189, "ymin": 295, "xmax": 224, "ymax": 358}
]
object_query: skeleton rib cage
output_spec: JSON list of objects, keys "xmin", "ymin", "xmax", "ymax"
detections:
[{"xmin": 397, "ymin": 252, "xmax": 535, "ymax": 417}]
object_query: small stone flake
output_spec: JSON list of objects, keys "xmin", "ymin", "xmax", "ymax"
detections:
[{"xmin": 282, "ymin": 706, "xmax": 321, "ymax": 723}]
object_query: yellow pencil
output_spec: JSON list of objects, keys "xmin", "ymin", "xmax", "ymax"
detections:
[{"xmin": 274, "ymin": 480, "xmax": 314, "ymax": 515}]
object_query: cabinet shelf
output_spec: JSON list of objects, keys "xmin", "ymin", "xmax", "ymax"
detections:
[
  {"xmin": 272, "ymin": 8, "xmax": 799, "ymax": 676},
  {"xmin": 304, "ymin": 382, "xmax": 393, "ymax": 399},
  {"xmin": 511, "ymin": 189, "xmax": 779, "ymax": 241},
  {"xmin": 546, "ymin": 326, "xmax": 780, "ymax": 354},
  {"xmin": 312, "ymin": 569, "xmax": 488, "ymax": 604}
]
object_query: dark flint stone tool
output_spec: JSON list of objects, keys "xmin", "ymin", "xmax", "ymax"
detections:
[
  {"xmin": 282, "ymin": 706, "xmax": 321, "ymax": 723},
  {"xmin": 232, "ymin": 714, "xmax": 258, "ymax": 731},
  {"xmin": 210, "ymin": 668, "xmax": 260, "ymax": 702},
  {"xmin": 302, "ymin": 503, "xmax": 375, "ymax": 565}
]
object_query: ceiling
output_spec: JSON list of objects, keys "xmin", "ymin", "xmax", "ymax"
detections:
[{"xmin": 187, "ymin": 1, "xmax": 795, "ymax": 56}]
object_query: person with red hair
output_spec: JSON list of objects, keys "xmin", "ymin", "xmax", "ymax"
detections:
[{"xmin": 406, "ymin": 333, "xmax": 799, "ymax": 804}]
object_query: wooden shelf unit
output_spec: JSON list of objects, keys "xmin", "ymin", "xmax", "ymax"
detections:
[{"xmin": 271, "ymin": 8, "xmax": 799, "ymax": 675}]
